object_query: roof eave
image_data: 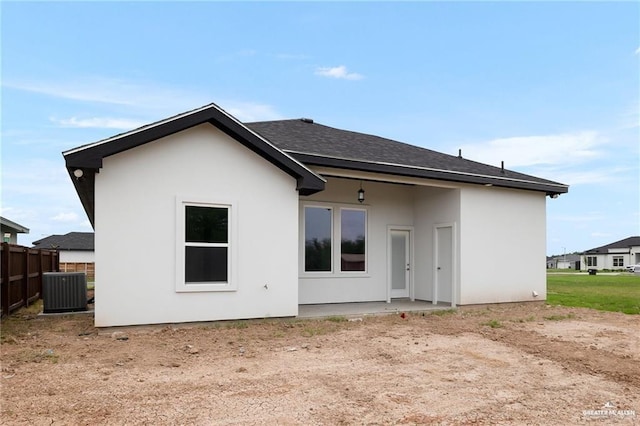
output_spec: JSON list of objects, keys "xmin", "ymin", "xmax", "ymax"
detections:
[
  {"xmin": 290, "ymin": 152, "xmax": 569, "ymax": 195},
  {"xmin": 0, "ymin": 217, "xmax": 30, "ymax": 233},
  {"xmin": 63, "ymin": 104, "xmax": 325, "ymax": 226}
]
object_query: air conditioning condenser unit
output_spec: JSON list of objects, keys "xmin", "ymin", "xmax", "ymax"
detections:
[{"xmin": 43, "ymin": 272, "xmax": 87, "ymax": 313}]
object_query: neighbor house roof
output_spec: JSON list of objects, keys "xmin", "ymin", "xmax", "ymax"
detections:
[
  {"xmin": 0, "ymin": 217, "xmax": 29, "ymax": 234},
  {"xmin": 32, "ymin": 232, "xmax": 94, "ymax": 251},
  {"xmin": 584, "ymin": 236, "xmax": 640, "ymax": 254},
  {"xmin": 63, "ymin": 103, "xmax": 326, "ymax": 226},
  {"xmin": 553, "ymin": 254, "xmax": 581, "ymax": 262},
  {"xmin": 247, "ymin": 119, "xmax": 569, "ymax": 195}
]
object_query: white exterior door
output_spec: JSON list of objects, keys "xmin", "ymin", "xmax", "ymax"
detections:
[
  {"xmin": 435, "ymin": 225, "xmax": 453, "ymax": 304},
  {"xmin": 390, "ymin": 229, "xmax": 411, "ymax": 299}
]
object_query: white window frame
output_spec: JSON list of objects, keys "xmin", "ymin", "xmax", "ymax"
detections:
[
  {"xmin": 302, "ymin": 205, "xmax": 334, "ymax": 274},
  {"xmin": 613, "ymin": 256, "xmax": 623, "ymax": 267},
  {"xmin": 301, "ymin": 202, "xmax": 368, "ymax": 277},
  {"xmin": 339, "ymin": 207, "xmax": 368, "ymax": 274},
  {"xmin": 175, "ymin": 196, "xmax": 237, "ymax": 292}
]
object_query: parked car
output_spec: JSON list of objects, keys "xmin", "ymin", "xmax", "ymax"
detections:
[{"xmin": 626, "ymin": 264, "xmax": 640, "ymax": 273}]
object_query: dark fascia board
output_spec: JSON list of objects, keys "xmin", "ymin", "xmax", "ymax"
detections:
[
  {"xmin": 63, "ymin": 104, "xmax": 325, "ymax": 226},
  {"xmin": 66, "ymin": 167, "xmax": 97, "ymax": 228},
  {"xmin": 584, "ymin": 236, "xmax": 640, "ymax": 254},
  {"xmin": 291, "ymin": 152, "xmax": 569, "ymax": 196}
]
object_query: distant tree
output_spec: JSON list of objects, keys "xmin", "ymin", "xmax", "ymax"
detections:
[
  {"xmin": 341, "ymin": 235, "xmax": 365, "ymax": 255},
  {"xmin": 305, "ymin": 238, "xmax": 331, "ymax": 271}
]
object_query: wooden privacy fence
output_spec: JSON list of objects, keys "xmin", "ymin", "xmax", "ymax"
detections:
[
  {"xmin": 1, "ymin": 243, "xmax": 59, "ymax": 317},
  {"xmin": 61, "ymin": 262, "xmax": 95, "ymax": 281}
]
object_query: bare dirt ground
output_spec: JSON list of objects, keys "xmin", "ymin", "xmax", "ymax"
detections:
[{"xmin": 1, "ymin": 302, "xmax": 638, "ymax": 425}]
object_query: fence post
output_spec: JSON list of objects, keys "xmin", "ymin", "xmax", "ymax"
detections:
[
  {"xmin": 38, "ymin": 250, "xmax": 44, "ymax": 298},
  {"xmin": 1, "ymin": 243, "xmax": 10, "ymax": 316},
  {"xmin": 22, "ymin": 247, "xmax": 29, "ymax": 309}
]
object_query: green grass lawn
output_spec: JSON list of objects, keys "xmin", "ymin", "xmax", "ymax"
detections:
[{"xmin": 547, "ymin": 274, "xmax": 640, "ymax": 314}]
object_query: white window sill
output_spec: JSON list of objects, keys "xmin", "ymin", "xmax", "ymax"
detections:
[
  {"xmin": 299, "ymin": 273, "xmax": 371, "ymax": 279},
  {"xmin": 176, "ymin": 283, "xmax": 237, "ymax": 292}
]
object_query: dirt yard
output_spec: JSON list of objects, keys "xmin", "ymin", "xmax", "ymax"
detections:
[{"xmin": 1, "ymin": 303, "xmax": 638, "ymax": 425}]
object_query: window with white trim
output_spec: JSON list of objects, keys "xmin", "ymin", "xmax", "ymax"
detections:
[
  {"xmin": 613, "ymin": 256, "xmax": 623, "ymax": 267},
  {"xmin": 304, "ymin": 206, "xmax": 332, "ymax": 272},
  {"xmin": 303, "ymin": 204, "xmax": 367, "ymax": 274},
  {"xmin": 340, "ymin": 208, "xmax": 366, "ymax": 272},
  {"xmin": 176, "ymin": 198, "xmax": 235, "ymax": 292},
  {"xmin": 587, "ymin": 256, "xmax": 597, "ymax": 267}
]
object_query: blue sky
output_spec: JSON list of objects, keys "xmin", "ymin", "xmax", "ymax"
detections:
[{"xmin": 1, "ymin": 1, "xmax": 638, "ymax": 255}]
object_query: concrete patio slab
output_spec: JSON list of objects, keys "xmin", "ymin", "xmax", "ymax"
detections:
[{"xmin": 297, "ymin": 300, "xmax": 452, "ymax": 319}]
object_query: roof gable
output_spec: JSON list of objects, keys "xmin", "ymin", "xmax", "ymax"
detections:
[
  {"xmin": 247, "ymin": 119, "xmax": 568, "ymax": 195},
  {"xmin": 63, "ymin": 104, "xmax": 325, "ymax": 226}
]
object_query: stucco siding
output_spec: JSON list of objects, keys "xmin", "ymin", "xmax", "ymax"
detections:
[
  {"xmin": 413, "ymin": 187, "xmax": 460, "ymax": 302},
  {"xmin": 588, "ymin": 253, "xmax": 634, "ymax": 270},
  {"xmin": 59, "ymin": 250, "xmax": 95, "ymax": 263},
  {"xmin": 459, "ymin": 186, "xmax": 546, "ymax": 304},
  {"xmin": 94, "ymin": 124, "xmax": 299, "ymax": 326},
  {"xmin": 298, "ymin": 178, "xmax": 415, "ymax": 304}
]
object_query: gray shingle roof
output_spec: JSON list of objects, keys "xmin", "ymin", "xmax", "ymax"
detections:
[
  {"xmin": 32, "ymin": 232, "xmax": 94, "ymax": 251},
  {"xmin": 585, "ymin": 236, "xmax": 640, "ymax": 254},
  {"xmin": 246, "ymin": 119, "xmax": 568, "ymax": 195}
]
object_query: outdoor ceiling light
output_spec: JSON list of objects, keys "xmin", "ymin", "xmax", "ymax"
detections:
[
  {"xmin": 358, "ymin": 181, "xmax": 365, "ymax": 203},
  {"xmin": 73, "ymin": 169, "xmax": 84, "ymax": 179}
]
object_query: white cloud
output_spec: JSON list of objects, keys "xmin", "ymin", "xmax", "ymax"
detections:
[
  {"xmin": 275, "ymin": 53, "xmax": 310, "ymax": 60},
  {"xmin": 315, "ymin": 65, "xmax": 363, "ymax": 80},
  {"xmin": 621, "ymin": 101, "xmax": 639, "ymax": 129},
  {"xmin": 0, "ymin": 207, "xmax": 38, "ymax": 225},
  {"xmin": 50, "ymin": 116, "xmax": 147, "ymax": 130},
  {"xmin": 590, "ymin": 232, "xmax": 612, "ymax": 238},
  {"xmin": 635, "ymin": 46, "xmax": 640, "ymax": 55},
  {"xmin": 5, "ymin": 75, "xmax": 286, "ymax": 124},
  {"xmin": 224, "ymin": 101, "xmax": 284, "ymax": 122},
  {"xmin": 4, "ymin": 76, "xmax": 210, "ymax": 114},
  {"xmin": 51, "ymin": 212, "xmax": 79, "ymax": 222},
  {"xmin": 459, "ymin": 131, "xmax": 605, "ymax": 168},
  {"xmin": 551, "ymin": 212, "xmax": 604, "ymax": 223},
  {"xmin": 546, "ymin": 170, "xmax": 613, "ymax": 185}
]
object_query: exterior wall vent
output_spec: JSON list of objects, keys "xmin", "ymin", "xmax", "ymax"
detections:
[{"xmin": 43, "ymin": 272, "xmax": 87, "ymax": 313}]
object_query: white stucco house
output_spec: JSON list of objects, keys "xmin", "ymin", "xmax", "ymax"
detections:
[
  {"xmin": 63, "ymin": 103, "xmax": 568, "ymax": 327},
  {"xmin": 583, "ymin": 236, "xmax": 640, "ymax": 270},
  {"xmin": 32, "ymin": 232, "xmax": 95, "ymax": 279},
  {"xmin": 547, "ymin": 254, "xmax": 581, "ymax": 270}
]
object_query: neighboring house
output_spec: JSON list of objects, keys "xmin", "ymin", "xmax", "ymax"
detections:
[
  {"xmin": 546, "ymin": 256, "xmax": 556, "ymax": 269},
  {"xmin": 32, "ymin": 232, "xmax": 95, "ymax": 280},
  {"xmin": 549, "ymin": 254, "xmax": 581, "ymax": 270},
  {"xmin": 63, "ymin": 103, "xmax": 569, "ymax": 327},
  {"xmin": 583, "ymin": 236, "xmax": 640, "ymax": 270},
  {"xmin": 1, "ymin": 216, "xmax": 29, "ymax": 244}
]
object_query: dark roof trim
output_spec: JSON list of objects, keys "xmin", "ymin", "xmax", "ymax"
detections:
[
  {"xmin": 290, "ymin": 151, "xmax": 569, "ymax": 195},
  {"xmin": 63, "ymin": 104, "xmax": 325, "ymax": 226},
  {"xmin": 584, "ymin": 236, "xmax": 640, "ymax": 254}
]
